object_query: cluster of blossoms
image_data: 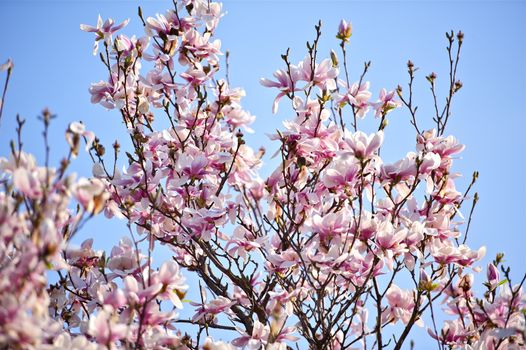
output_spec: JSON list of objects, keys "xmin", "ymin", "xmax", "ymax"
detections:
[{"xmin": 0, "ymin": 1, "xmax": 525, "ymax": 349}]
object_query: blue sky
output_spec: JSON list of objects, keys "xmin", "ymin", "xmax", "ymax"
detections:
[{"xmin": 1, "ymin": 0, "xmax": 525, "ymax": 347}]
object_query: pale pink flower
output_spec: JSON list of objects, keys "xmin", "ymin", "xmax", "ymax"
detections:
[
  {"xmin": 202, "ymin": 337, "xmax": 237, "ymax": 350},
  {"xmin": 344, "ymin": 130, "xmax": 383, "ymax": 159},
  {"xmin": 107, "ymin": 237, "xmax": 142, "ymax": 276},
  {"xmin": 88, "ymin": 308, "xmax": 128, "ymax": 345},
  {"xmin": 260, "ymin": 68, "xmax": 299, "ymax": 114},
  {"xmin": 372, "ymin": 88, "xmax": 401, "ymax": 118},
  {"xmin": 322, "ymin": 155, "xmax": 359, "ymax": 188},
  {"xmin": 13, "ymin": 167, "xmax": 43, "ymax": 199},
  {"xmin": 336, "ymin": 80, "xmax": 372, "ymax": 118},
  {"xmin": 309, "ymin": 211, "xmax": 350, "ymax": 241},
  {"xmin": 427, "ymin": 319, "xmax": 471, "ymax": 346},
  {"xmin": 384, "ymin": 285, "xmax": 422, "ymax": 326},
  {"xmin": 232, "ymin": 320, "xmax": 270, "ymax": 349},
  {"xmin": 296, "ymin": 56, "xmax": 339, "ymax": 91},
  {"xmin": 191, "ymin": 296, "xmax": 235, "ymax": 323},
  {"xmin": 155, "ymin": 261, "xmax": 188, "ymax": 308},
  {"xmin": 80, "ymin": 15, "xmax": 129, "ymax": 55},
  {"xmin": 73, "ymin": 178, "xmax": 108, "ymax": 214},
  {"xmin": 66, "ymin": 121, "xmax": 95, "ymax": 158}
]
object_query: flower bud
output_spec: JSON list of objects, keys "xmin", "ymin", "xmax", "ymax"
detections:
[
  {"xmin": 330, "ymin": 49, "xmax": 339, "ymax": 67},
  {"xmin": 487, "ymin": 263, "xmax": 499, "ymax": 284},
  {"xmin": 336, "ymin": 20, "xmax": 352, "ymax": 42}
]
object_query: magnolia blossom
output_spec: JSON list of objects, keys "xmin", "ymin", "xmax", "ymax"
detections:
[
  {"xmin": 1, "ymin": 2, "xmax": 522, "ymax": 350},
  {"xmin": 80, "ymin": 15, "xmax": 129, "ymax": 55},
  {"xmin": 336, "ymin": 80, "xmax": 372, "ymax": 118},
  {"xmin": 372, "ymin": 88, "xmax": 401, "ymax": 118},
  {"xmin": 191, "ymin": 296, "xmax": 235, "ymax": 323},
  {"xmin": 384, "ymin": 285, "xmax": 422, "ymax": 326},
  {"xmin": 73, "ymin": 178, "xmax": 108, "ymax": 214},
  {"xmin": 344, "ymin": 130, "xmax": 383, "ymax": 159},
  {"xmin": 232, "ymin": 320, "xmax": 270, "ymax": 349},
  {"xmin": 260, "ymin": 68, "xmax": 299, "ymax": 114}
]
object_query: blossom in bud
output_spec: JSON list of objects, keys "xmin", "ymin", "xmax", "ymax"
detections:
[
  {"xmin": 487, "ymin": 263, "xmax": 500, "ymax": 289},
  {"xmin": 330, "ymin": 49, "xmax": 339, "ymax": 67},
  {"xmin": 419, "ymin": 269, "xmax": 437, "ymax": 292},
  {"xmin": 337, "ymin": 20, "xmax": 352, "ymax": 42}
]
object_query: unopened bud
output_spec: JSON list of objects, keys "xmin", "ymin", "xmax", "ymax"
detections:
[
  {"xmin": 95, "ymin": 143, "xmax": 105, "ymax": 157},
  {"xmin": 426, "ymin": 72, "xmax": 437, "ymax": 84},
  {"xmin": 330, "ymin": 49, "xmax": 339, "ymax": 67},
  {"xmin": 454, "ymin": 80, "xmax": 463, "ymax": 92},
  {"xmin": 336, "ymin": 19, "xmax": 352, "ymax": 42},
  {"xmin": 457, "ymin": 31, "xmax": 464, "ymax": 43},
  {"xmin": 419, "ymin": 269, "xmax": 436, "ymax": 292},
  {"xmin": 487, "ymin": 263, "xmax": 500, "ymax": 284}
]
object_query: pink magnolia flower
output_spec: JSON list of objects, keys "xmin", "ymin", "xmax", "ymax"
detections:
[
  {"xmin": 179, "ymin": 153, "xmax": 209, "ymax": 179},
  {"xmin": 232, "ymin": 320, "xmax": 270, "ymax": 349},
  {"xmin": 66, "ymin": 121, "xmax": 95, "ymax": 158},
  {"xmin": 42, "ymin": 333, "xmax": 105, "ymax": 350},
  {"xmin": 80, "ymin": 15, "xmax": 129, "ymax": 55},
  {"xmin": 417, "ymin": 129, "xmax": 465, "ymax": 159},
  {"xmin": 322, "ymin": 155, "xmax": 360, "ymax": 189},
  {"xmin": 427, "ymin": 319, "xmax": 472, "ymax": 347},
  {"xmin": 155, "ymin": 261, "xmax": 188, "ymax": 308},
  {"xmin": 73, "ymin": 178, "xmax": 108, "ymax": 215},
  {"xmin": 88, "ymin": 307, "xmax": 128, "ymax": 345},
  {"xmin": 309, "ymin": 211, "xmax": 350, "ymax": 242},
  {"xmin": 383, "ymin": 285, "xmax": 422, "ymax": 326},
  {"xmin": 107, "ymin": 237, "xmax": 142, "ymax": 277},
  {"xmin": 380, "ymin": 152, "xmax": 418, "ymax": 183},
  {"xmin": 202, "ymin": 337, "xmax": 237, "ymax": 350},
  {"xmin": 260, "ymin": 68, "xmax": 299, "ymax": 114},
  {"xmin": 12, "ymin": 167, "xmax": 43, "ymax": 199},
  {"xmin": 266, "ymin": 249, "xmax": 300, "ymax": 274},
  {"xmin": 336, "ymin": 80, "xmax": 372, "ymax": 118},
  {"xmin": 145, "ymin": 11, "xmax": 192, "ymax": 41},
  {"xmin": 372, "ymin": 88, "xmax": 401, "ymax": 118},
  {"xmin": 296, "ymin": 56, "xmax": 339, "ymax": 91},
  {"xmin": 487, "ymin": 263, "xmax": 500, "ymax": 290},
  {"xmin": 180, "ymin": 64, "xmax": 214, "ymax": 87},
  {"xmin": 226, "ymin": 226, "xmax": 265, "ymax": 259},
  {"xmin": 191, "ymin": 296, "xmax": 235, "ymax": 323},
  {"xmin": 267, "ymin": 290, "xmax": 297, "ymax": 317},
  {"xmin": 181, "ymin": 29, "xmax": 222, "ymax": 65},
  {"xmin": 343, "ymin": 130, "xmax": 383, "ymax": 159}
]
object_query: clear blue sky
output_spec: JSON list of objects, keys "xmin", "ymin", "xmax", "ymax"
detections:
[{"xmin": 1, "ymin": 0, "xmax": 525, "ymax": 348}]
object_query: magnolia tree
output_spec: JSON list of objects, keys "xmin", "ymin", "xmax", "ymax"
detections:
[{"xmin": 0, "ymin": 1, "xmax": 525, "ymax": 349}]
